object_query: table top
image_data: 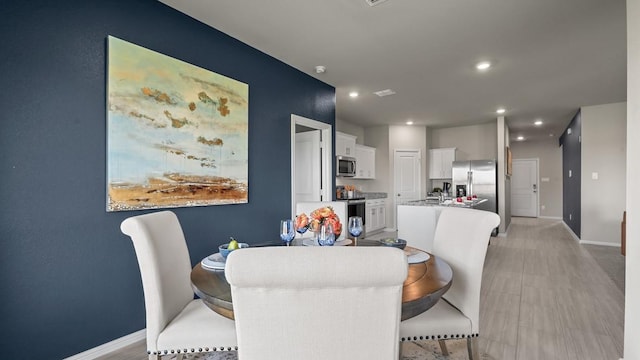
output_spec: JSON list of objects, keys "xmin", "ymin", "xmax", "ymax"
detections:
[{"xmin": 190, "ymin": 239, "xmax": 453, "ymax": 321}]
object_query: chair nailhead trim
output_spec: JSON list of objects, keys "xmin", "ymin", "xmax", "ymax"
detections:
[{"xmin": 400, "ymin": 333, "xmax": 480, "ymax": 342}]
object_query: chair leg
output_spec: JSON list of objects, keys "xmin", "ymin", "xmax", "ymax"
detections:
[
  {"xmin": 467, "ymin": 337, "xmax": 480, "ymax": 360},
  {"xmin": 438, "ymin": 339, "xmax": 449, "ymax": 356}
]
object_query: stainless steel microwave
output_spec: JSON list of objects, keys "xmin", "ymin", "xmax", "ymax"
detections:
[{"xmin": 336, "ymin": 155, "xmax": 356, "ymax": 177}]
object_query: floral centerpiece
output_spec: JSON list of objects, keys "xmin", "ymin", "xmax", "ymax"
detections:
[{"xmin": 295, "ymin": 206, "xmax": 342, "ymax": 237}]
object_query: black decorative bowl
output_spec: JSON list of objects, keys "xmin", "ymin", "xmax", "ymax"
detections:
[{"xmin": 378, "ymin": 238, "xmax": 407, "ymax": 249}]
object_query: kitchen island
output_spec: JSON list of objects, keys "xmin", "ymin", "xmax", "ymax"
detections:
[{"xmin": 397, "ymin": 197, "xmax": 489, "ymax": 252}]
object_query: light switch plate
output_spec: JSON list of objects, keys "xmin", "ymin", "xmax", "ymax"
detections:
[{"xmin": 592, "ymin": 172, "xmax": 599, "ymax": 180}]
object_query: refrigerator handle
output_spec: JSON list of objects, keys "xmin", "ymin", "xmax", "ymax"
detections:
[{"xmin": 467, "ymin": 171, "xmax": 473, "ymax": 195}]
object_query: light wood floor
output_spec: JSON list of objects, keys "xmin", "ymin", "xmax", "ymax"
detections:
[{"xmin": 97, "ymin": 217, "xmax": 625, "ymax": 360}]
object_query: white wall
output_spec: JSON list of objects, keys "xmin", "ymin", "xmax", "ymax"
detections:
[
  {"xmin": 581, "ymin": 102, "xmax": 627, "ymax": 246},
  {"xmin": 335, "ymin": 118, "xmax": 365, "ymax": 144},
  {"xmin": 430, "ymin": 122, "xmax": 498, "ymax": 160},
  {"xmin": 625, "ymin": 0, "xmax": 639, "ymax": 358},
  {"xmin": 511, "ymin": 139, "xmax": 563, "ymax": 218}
]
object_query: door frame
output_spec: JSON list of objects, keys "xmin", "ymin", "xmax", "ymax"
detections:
[
  {"xmin": 511, "ymin": 158, "xmax": 539, "ymax": 217},
  {"xmin": 290, "ymin": 114, "xmax": 333, "ymax": 219}
]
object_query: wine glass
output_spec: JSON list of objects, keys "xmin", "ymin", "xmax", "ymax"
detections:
[
  {"xmin": 296, "ymin": 218, "xmax": 308, "ymax": 236},
  {"xmin": 348, "ymin": 216, "xmax": 363, "ymax": 246},
  {"xmin": 317, "ymin": 222, "xmax": 335, "ymax": 246},
  {"xmin": 280, "ymin": 219, "xmax": 295, "ymax": 246}
]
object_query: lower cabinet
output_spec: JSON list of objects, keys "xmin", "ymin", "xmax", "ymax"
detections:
[{"xmin": 366, "ymin": 199, "xmax": 386, "ymax": 234}]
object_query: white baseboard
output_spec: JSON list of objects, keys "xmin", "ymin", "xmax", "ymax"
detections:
[
  {"xmin": 539, "ymin": 216, "xmax": 562, "ymax": 220},
  {"xmin": 64, "ymin": 329, "xmax": 145, "ymax": 360},
  {"xmin": 579, "ymin": 239, "xmax": 621, "ymax": 247}
]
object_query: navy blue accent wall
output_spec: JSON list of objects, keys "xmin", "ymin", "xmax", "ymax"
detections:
[
  {"xmin": 559, "ymin": 111, "xmax": 581, "ymax": 237},
  {"xmin": 0, "ymin": 1, "xmax": 335, "ymax": 358}
]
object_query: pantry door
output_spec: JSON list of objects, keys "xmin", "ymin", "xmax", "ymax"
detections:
[
  {"xmin": 393, "ymin": 150, "xmax": 422, "ymax": 228},
  {"xmin": 511, "ymin": 158, "xmax": 538, "ymax": 217}
]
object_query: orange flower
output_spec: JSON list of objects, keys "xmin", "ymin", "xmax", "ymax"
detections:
[
  {"xmin": 297, "ymin": 206, "xmax": 342, "ymax": 236},
  {"xmin": 309, "ymin": 219, "xmax": 321, "ymax": 232},
  {"xmin": 295, "ymin": 213, "xmax": 309, "ymax": 229},
  {"xmin": 315, "ymin": 206, "xmax": 334, "ymax": 218},
  {"xmin": 326, "ymin": 216, "xmax": 342, "ymax": 236}
]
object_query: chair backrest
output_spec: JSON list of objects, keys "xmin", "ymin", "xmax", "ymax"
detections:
[
  {"xmin": 225, "ymin": 246, "xmax": 408, "ymax": 360},
  {"xmin": 120, "ymin": 210, "xmax": 194, "ymax": 351},
  {"xmin": 432, "ymin": 208, "xmax": 500, "ymax": 333},
  {"xmin": 295, "ymin": 201, "xmax": 347, "ymax": 240}
]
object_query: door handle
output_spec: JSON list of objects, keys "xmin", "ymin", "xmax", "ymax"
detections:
[{"xmin": 533, "ymin": 184, "xmax": 537, "ymax": 193}]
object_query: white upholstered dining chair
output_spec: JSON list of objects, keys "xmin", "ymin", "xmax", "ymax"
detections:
[
  {"xmin": 225, "ymin": 246, "xmax": 408, "ymax": 360},
  {"xmin": 120, "ymin": 211, "xmax": 237, "ymax": 360},
  {"xmin": 295, "ymin": 201, "xmax": 347, "ymax": 241},
  {"xmin": 399, "ymin": 207, "xmax": 500, "ymax": 360}
]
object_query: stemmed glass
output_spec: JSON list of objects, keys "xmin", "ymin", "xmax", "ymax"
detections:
[
  {"xmin": 280, "ymin": 219, "xmax": 295, "ymax": 246},
  {"xmin": 317, "ymin": 223, "xmax": 335, "ymax": 246},
  {"xmin": 348, "ymin": 216, "xmax": 363, "ymax": 246}
]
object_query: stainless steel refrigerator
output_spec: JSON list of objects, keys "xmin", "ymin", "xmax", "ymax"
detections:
[{"xmin": 452, "ymin": 159, "xmax": 497, "ymax": 214}]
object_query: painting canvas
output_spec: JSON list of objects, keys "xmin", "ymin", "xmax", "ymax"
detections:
[{"xmin": 107, "ymin": 36, "xmax": 248, "ymax": 212}]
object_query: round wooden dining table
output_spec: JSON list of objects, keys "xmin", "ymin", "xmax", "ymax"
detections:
[{"xmin": 190, "ymin": 239, "xmax": 453, "ymax": 321}]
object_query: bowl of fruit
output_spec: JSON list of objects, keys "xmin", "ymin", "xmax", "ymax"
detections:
[{"xmin": 219, "ymin": 237, "xmax": 249, "ymax": 259}]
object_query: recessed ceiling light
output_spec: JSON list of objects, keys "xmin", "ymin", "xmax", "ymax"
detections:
[
  {"xmin": 549, "ymin": 133, "xmax": 554, "ymax": 137},
  {"xmin": 534, "ymin": 120, "xmax": 543, "ymax": 126},
  {"xmin": 476, "ymin": 61, "xmax": 491, "ymax": 70},
  {"xmin": 349, "ymin": 91, "xmax": 359, "ymax": 98},
  {"xmin": 406, "ymin": 121, "xmax": 413, "ymax": 125},
  {"xmin": 517, "ymin": 136, "xmax": 524, "ymax": 141},
  {"xmin": 496, "ymin": 108, "xmax": 506, "ymax": 114},
  {"xmin": 315, "ymin": 65, "xmax": 326, "ymax": 74}
]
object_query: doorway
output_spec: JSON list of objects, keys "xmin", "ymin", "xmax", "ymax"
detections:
[
  {"xmin": 511, "ymin": 158, "xmax": 539, "ymax": 217},
  {"xmin": 290, "ymin": 114, "xmax": 333, "ymax": 219}
]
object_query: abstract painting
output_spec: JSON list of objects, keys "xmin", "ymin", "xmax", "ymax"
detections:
[{"xmin": 107, "ymin": 36, "xmax": 248, "ymax": 212}]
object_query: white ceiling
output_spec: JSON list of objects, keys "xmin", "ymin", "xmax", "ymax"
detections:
[{"xmin": 159, "ymin": 0, "xmax": 626, "ymax": 143}]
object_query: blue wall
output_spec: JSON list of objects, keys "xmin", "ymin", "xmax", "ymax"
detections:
[
  {"xmin": 559, "ymin": 111, "xmax": 581, "ymax": 237},
  {"xmin": 0, "ymin": 1, "xmax": 335, "ymax": 358}
]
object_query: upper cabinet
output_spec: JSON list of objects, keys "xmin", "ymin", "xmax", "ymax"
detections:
[
  {"xmin": 354, "ymin": 144, "xmax": 375, "ymax": 179},
  {"xmin": 429, "ymin": 148, "xmax": 456, "ymax": 179},
  {"xmin": 336, "ymin": 131, "xmax": 356, "ymax": 157}
]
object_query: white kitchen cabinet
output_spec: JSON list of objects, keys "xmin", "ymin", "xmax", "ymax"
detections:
[
  {"xmin": 354, "ymin": 144, "xmax": 375, "ymax": 179},
  {"xmin": 335, "ymin": 131, "xmax": 356, "ymax": 157},
  {"xmin": 366, "ymin": 199, "xmax": 386, "ymax": 233},
  {"xmin": 429, "ymin": 148, "xmax": 456, "ymax": 179}
]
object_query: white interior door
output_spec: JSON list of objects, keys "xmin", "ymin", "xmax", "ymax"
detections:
[
  {"xmin": 394, "ymin": 149, "xmax": 421, "ymax": 202},
  {"xmin": 394, "ymin": 150, "xmax": 422, "ymax": 229},
  {"xmin": 295, "ymin": 130, "xmax": 321, "ymax": 203},
  {"xmin": 511, "ymin": 158, "xmax": 538, "ymax": 217},
  {"xmin": 290, "ymin": 114, "xmax": 332, "ymax": 220}
]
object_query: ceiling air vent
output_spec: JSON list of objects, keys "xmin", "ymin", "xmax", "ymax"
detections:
[
  {"xmin": 365, "ymin": 0, "xmax": 390, "ymax": 7},
  {"xmin": 374, "ymin": 89, "xmax": 396, "ymax": 97}
]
